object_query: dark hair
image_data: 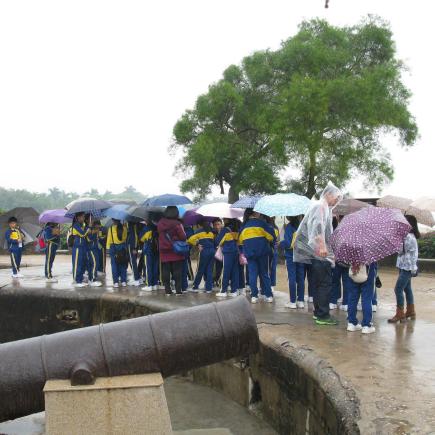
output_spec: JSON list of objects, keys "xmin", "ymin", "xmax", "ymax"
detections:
[
  {"xmin": 199, "ymin": 219, "xmax": 212, "ymax": 233},
  {"xmin": 404, "ymin": 215, "xmax": 420, "ymax": 239},
  {"xmin": 164, "ymin": 206, "xmax": 179, "ymax": 220},
  {"xmin": 332, "ymin": 216, "xmax": 339, "ymax": 230},
  {"xmin": 243, "ymin": 208, "xmax": 254, "ymax": 224},
  {"xmin": 287, "ymin": 216, "xmax": 300, "ymax": 229},
  {"xmin": 212, "ymin": 218, "xmax": 222, "ymax": 224},
  {"xmin": 8, "ymin": 217, "xmax": 17, "ymax": 223}
]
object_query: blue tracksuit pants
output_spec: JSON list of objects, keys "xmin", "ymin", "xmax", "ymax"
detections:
[
  {"xmin": 128, "ymin": 245, "xmax": 140, "ymax": 281},
  {"xmin": 269, "ymin": 249, "xmax": 278, "ymax": 287},
  {"xmin": 331, "ymin": 264, "xmax": 349, "ymax": 305},
  {"xmin": 72, "ymin": 246, "xmax": 86, "ymax": 284},
  {"xmin": 248, "ymin": 254, "xmax": 272, "ymax": 298},
  {"xmin": 110, "ymin": 245, "xmax": 128, "ymax": 284},
  {"xmin": 98, "ymin": 247, "xmax": 106, "ymax": 273},
  {"xmin": 44, "ymin": 243, "xmax": 58, "ymax": 278},
  {"xmin": 193, "ymin": 249, "xmax": 215, "ymax": 291},
  {"xmin": 347, "ymin": 264, "xmax": 376, "ymax": 327},
  {"xmin": 10, "ymin": 247, "xmax": 22, "ymax": 274},
  {"xmin": 221, "ymin": 251, "xmax": 239, "ymax": 293},
  {"xmin": 143, "ymin": 251, "xmax": 159, "ymax": 287},
  {"xmin": 286, "ymin": 256, "xmax": 305, "ymax": 302},
  {"xmin": 87, "ymin": 248, "xmax": 99, "ymax": 281}
]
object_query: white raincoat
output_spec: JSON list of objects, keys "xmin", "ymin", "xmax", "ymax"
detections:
[{"xmin": 293, "ymin": 183, "xmax": 343, "ymax": 265}]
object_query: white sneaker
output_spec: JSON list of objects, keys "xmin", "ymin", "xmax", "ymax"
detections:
[
  {"xmin": 251, "ymin": 297, "xmax": 258, "ymax": 304},
  {"xmin": 121, "ymin": 282, "xmax": 127, "ymax": 287},
  {"xmin": 340, "ymin": 304, "xmax": 348, "ymax": 312},
  {"xmin": 265, "ymin": 297, "xmax": 273, "ymax": 303},
  {"xmin": 308, "ymin": 296, "xmax": 313, "ymax": 303},
  {"xmin": 16, "ymin": 272, "xmax": 24, "ymax": 278},
  {"xmin": 347, "ymin": 323, "xmax": 362, "ymax": 332},
  {"xmin": 113, "ymin": 283, "xmax": 119, "ymax": 288},
  {"xmin": 372, "ymin": 305, "xmax": 377, "ymax": 312},
  {"xmin": 206, "ymin": 290, "xmax": 212, "ymax": 294},
  {"xmin": 11, "ymin": 273, "xmax": 19, "ymax": 278},
  {"xmin": 188, "ymin": 288, "xmax": 199, "ymax": 293},
  {"xmin": 357, "ymin": 303, "xmax": 362, "ymax": 311},
  {"xmin": 75, "ymin": 282, "xmax": 88, "ymax": 288},
  {"xmin": 141, "ymin": 286, "xmax": 153, "ymax": 292},
  {"xmin": 46, "ymin": 278, "xmax": 58, "ymax": 283},
  {"xmin": 152, "ymin": 285, "xmax": 159, "ymax": 291},
  {"xmin": 285, "ymin": 302, "xmax": 297, "ymax": 309},
  {"xmin": 361, "ymin": 325, "xmax": 376, "ymax": 334},
  {"xmin": 329, "ymin": 303, "xmax": 338, "ymax": 310},
  {"xmin": 90, "ymin": 281, "xmax": 102, "ymax": 287},
  {"xmin": 297, "ymin": 301, "xmax": 305, "ymax": 309},
  {"xmin": 216, "ymin": 291, "xmax": 227, "ymax": 298},
  {"xmin": 128, "ymin": 280, "xmax": 141, "ymax": 287},
  {"xmin": 228, "ymin": 291, "xmax": 238, "ymax": 298}
]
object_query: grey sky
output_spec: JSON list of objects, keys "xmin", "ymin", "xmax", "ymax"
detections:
[{"xmin": 0, "ymin": 0, "xmax": 432, "ymax": 199}]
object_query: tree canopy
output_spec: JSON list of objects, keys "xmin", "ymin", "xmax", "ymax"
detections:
[{"xmin": 172, "ymin": 16, "xmax": 417, "ymax": 201}]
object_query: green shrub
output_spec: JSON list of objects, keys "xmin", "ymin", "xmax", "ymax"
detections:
[{"xmin": 418, "ymin": 234, "xmax": 435, "ymax": 259}]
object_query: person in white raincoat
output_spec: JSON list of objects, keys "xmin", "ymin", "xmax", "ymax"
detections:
[{"xmin": 294, "ymin": 183, "xmax": 343, "ymax": 325}]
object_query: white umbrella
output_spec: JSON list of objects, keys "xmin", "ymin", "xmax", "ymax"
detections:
[
  {"xmin": 406, "ymin": 197, "xmax": 435, "ymax": 227},
  {"xmin": 377, "ymin": 195, "xmax": 412, "ymax": 213},
  {"xmin": 195, "ymin": 203, "xmax": 244, "ymax": 219}
]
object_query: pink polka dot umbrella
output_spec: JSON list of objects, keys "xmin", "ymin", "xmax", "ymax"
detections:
[{"xmin": 330, "ymin": 207, "xmax": 411, "ymax": 265}]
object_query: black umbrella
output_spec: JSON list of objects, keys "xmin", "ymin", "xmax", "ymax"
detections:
[
  {"xmin": 0, "ymin": 207, "xmax": 41, "ymax": 249},
  {"xmin": 65, "ymin": 199, "xmax": 113, "ymax": 218}
]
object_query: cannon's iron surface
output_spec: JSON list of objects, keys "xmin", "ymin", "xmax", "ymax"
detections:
[{"xmin": 0, "ymin": 297, "xmax": 258, "ymax": 422}]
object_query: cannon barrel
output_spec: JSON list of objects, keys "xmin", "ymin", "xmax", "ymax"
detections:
[{"xmin": 0, "ymin": 297, "xmax": 258, "ymax": 422}]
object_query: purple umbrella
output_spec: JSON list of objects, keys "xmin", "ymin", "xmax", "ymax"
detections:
[
  {"xmin": 39, "ymin": 209, "xmax": 72, "ymax": 224},
  {"xmin": 331, "ymin": 207, "xmax": 411, "ymax": 265},
  {"xmin": 183, "ymin": 209, "xmax": 217, "ymax": 226}
]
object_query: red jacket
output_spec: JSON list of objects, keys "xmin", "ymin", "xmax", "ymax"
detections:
[{"xmin": 157, "ymin": 218, "xmax": 187, "ymax": 263}]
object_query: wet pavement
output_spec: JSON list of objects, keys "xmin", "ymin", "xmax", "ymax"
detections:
[{"xmin": 1, "ymin": 255, "xmax": 435, "ymax": 434}]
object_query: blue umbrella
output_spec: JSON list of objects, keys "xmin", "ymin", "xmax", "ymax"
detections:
[
  {"xmin": 142, "ymin": 194, "xmax": 192, "ymax": 207},
  {"xmin": 231, "ymin": 195, "xmax": 263, "ymax": 209},
  {"xmin": 103, "ymin": 204, "xmax": 130, "ymax": 221},
  {"xmin": 254, "ymin": 193, "xmax": 312, "ymax": 217}
]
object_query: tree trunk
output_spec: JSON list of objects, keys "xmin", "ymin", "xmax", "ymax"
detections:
[
  {"xmin": 228, "ymin": 186, "xmax": 240, "ymax": 204},
  {"xmin": 305, "ymin": 149, "xmax": 317, "ymax": 199}
]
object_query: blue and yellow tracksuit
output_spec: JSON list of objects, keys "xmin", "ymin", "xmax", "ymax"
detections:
[
  {"xmin": 5, "ymin": 228, "xmax": 23, "ymax": 275},
  {"xmin": 215, "ymin": 226, "xmax": 239, "ymax": 293},
  {"xmin": 237, "ymin": 236, "xmax": 246, "ymax": 290},
  {"xmin": 280, "ymin": 224, "xmax": 306, "ymax": 303},
  {"xmin": 239, "ymin": 218, "xmax": 275, "ymax": 298},
  {"xmin": 71, "ymin": 223, "xmax": 89, "ymax": 284},
  {"xmin": 98, "ymin": 228, "xmax": 107, "ymax": 273},
  {"xmin": 269, "ymin": 226, "xmax": 280, "ymax": 287},
  {"xmin": 139, "ymin": 225, "xmax": 158, "ymax": 287},
  {"xmin": 86, "ymin": 230, "xmax": 100, "ymax": 282},
  {"xmin": 127, "ymin": 223, "xmax": 140, "ymax": 281},
  {"xmin": 107, "ymin": 224, "xmax": 128, "ymax": 284},
  {"xmin": 44, "ymin": 226, "xmax": 60, "ymax": 279},
  {"xmin": 188, "ymin": 229, "xmax": 215, "ymax": 292},
  {"xmin": 182, "ymin": 226, "xmax": 195, "ymax": 291}
]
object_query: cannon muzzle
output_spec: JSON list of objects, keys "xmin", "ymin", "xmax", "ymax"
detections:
[{"xmin": 0, "ymin": 297, "xmax": 258, "ymax": 422}]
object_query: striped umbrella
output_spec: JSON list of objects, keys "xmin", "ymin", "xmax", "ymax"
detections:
[
  {"xmin": 65, "ymin": 199, "xmax": 113, "ymax": 218},
  {"xmin": 231, "ymin": 195, "xmax": 263, "ymax": 209}
]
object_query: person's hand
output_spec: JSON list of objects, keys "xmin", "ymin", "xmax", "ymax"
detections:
[
  {"xmin": 198, "ymin": 245, "xmax": 203, "ymax": 252},
  {"xmin": 318, "ymin": 247, "xmax": 328, "ymax": 258}
]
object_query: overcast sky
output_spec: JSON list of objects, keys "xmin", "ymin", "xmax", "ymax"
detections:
[{"xmin": 0, "ymin": 0, "xmax": 432, "ymax": 199}]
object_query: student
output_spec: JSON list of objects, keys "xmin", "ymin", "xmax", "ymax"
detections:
[
  {"xmin": 239, "ymin": 212, "xmax": 275, "ymax": 304},
  {"xmin": 5, "ymin": 217, "xmax": 24, "ymax": 278},
  {"xmin": 215, "ymin": 218, "xmax": 240, "ymax": 298},
  {"xmin": 157, "ymin": 206, "xmax": 187, "ymax": 296},
  {"xmin": 44, "ymin": 222, "xmax": 60, "ymax": 282},
  {"xmin": 97, "ymin": 224, "xmax": 107, "ymax": 275},
  {"xmin": 212, "ymin": 218, "xmax": 223, "ymax": 289},
  {"xmin": 140, "ymin": 220, "xmax": 159, "ymax": 292},
  {"xmin": 347, "ymin": 263, "xmax": 377, "ymax": 334},
  {"xmin": 388, "ymin": 215, "xmax": 419, "ymax": 323},
  {"xmin": 106, "ymin": 219, "xmax": 128, "ymax": 288},
  {"xmin": 187, "ymin": 220, "xmax": 216, "ymax": 293},
  {"xmin": 280, "ymin": 216, "xmax": 305, "ymax": 309},
  {"xmin": 71, "ymin": 212, "xmax": 90, "ymax": 287},
  {"xmin": 269, "ymin": 217, "xmax": 280, "ymax": 291},
  {"xmin": 182, "ymin": 224, "xmax": 195, "ymax": 292},
  {"xmin": 86, "ymin": 223, "xmax": 103, "ymax": 287},
  {"xmin": 127, "ymin": 221, "xmax": 141, "ymax": 286}
]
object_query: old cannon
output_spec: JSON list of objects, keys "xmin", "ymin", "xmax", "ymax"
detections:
[{"xmin": 0, "ymin": 297, "xmax": 259, "ymax": 422}]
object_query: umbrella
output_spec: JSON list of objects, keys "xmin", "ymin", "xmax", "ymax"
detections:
[
  {"xmin": 377, "ymin": 195, "xmax": 412, "ymax": 213},
  {"xmin": 331, "ymin": 207, "xmax": 411, "ymax": 265},
  {"xmin": 231, "ymin": 195, "xmax": 263, "ymax": 209},
  {"xmin": 39, "ymin": 209, "xmax": 72, "ymax": 224},
  {"xmin": 333, "ymin": 198, "xmax": 373, "ymax": 216},
  {"xmin": 406, "ymin": 197, "xmax": 435, "ymax": 227},
  {"xmin": 103, "ymin": 204, "xmax": 130, "ymax": 221},
  {"xmin": 177, "ymin": 206, "xmax": 187, "ymax": 218},
  {"xmin": 195, "ymin": 203, "xmax": 244, "ymax": 219},
  {"xmin": 0, "ymin": 207, "xmax": 42, "ymax": 248},
  {"xmin": 65, "ymin": 197, "xmax": 97, "ymax": 210},
  {"xmin": 65, "ymin": 198, "xmax": 113, "ymax": 218},
  {"xmin": 183, "ymin": 209, "xmax": 217, "ymax": 226},
  {"xmin": 126, "ymin": 205, "xmax": 165, "ymax": 220},
  {"xmin": 142, "ymin": 194, "xmax": 192, "ymax": 207},
  {"xmin": 254, "ymin": 193, "xmax": 312, "ymax": 217}
]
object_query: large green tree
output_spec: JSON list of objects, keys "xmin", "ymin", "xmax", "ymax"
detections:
[{"xmin": 172, "ymin": 16, "xmax": 417, "ymax": 199}]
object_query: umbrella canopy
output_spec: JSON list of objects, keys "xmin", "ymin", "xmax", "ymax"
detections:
[
  {"xmin": 65, "ymin": 198, "xmax": 113, "ymax": 218},
  {"xmin": 126, "ymin": 205, "xmax": 165, "ymax": 221},
  {"xmin": 377, "ymin": 195, "xmax": 412, "ymax": 213},
  {"xmin": 103, "ymin": 204, "xmax": 130, "ymax": 221},
  {"xmin": 195, "ymin": 203, "xmax": 244, "ymax": 219},
  {"xmin": 0, "ymin": 207, "xmax": 42, "ymax": 248},
  {"xmin": 331, "ymin": 207, "xmax": 411, "ymax": 265},
  {"xmin": 231, "ymin": 196, "xmax": 263, "ymax": 209},
  {"xmin": 65, "ymin": 197, "xmax": 97, "ymax": 210},
  {"xmin": 183, "ymin": 209, "xmax": 217, "ymax": 226},
  {"xmin": 39, "ymin": 209, "xmax": 72, "ymax": 224},
  {"xmin": 406, "ymin": 197, "xmax": 435, "ymax": 227},
  {"xmin": 333, "ymin": 198, "xmax": 373, "ymax": 216},
  {"xmin": 254, "ymin": 193, "xmax": 312, "ymax": 217},
  {"xmin": 142, "ymin": 194, "xmax": 192, "ymax": 207}
]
